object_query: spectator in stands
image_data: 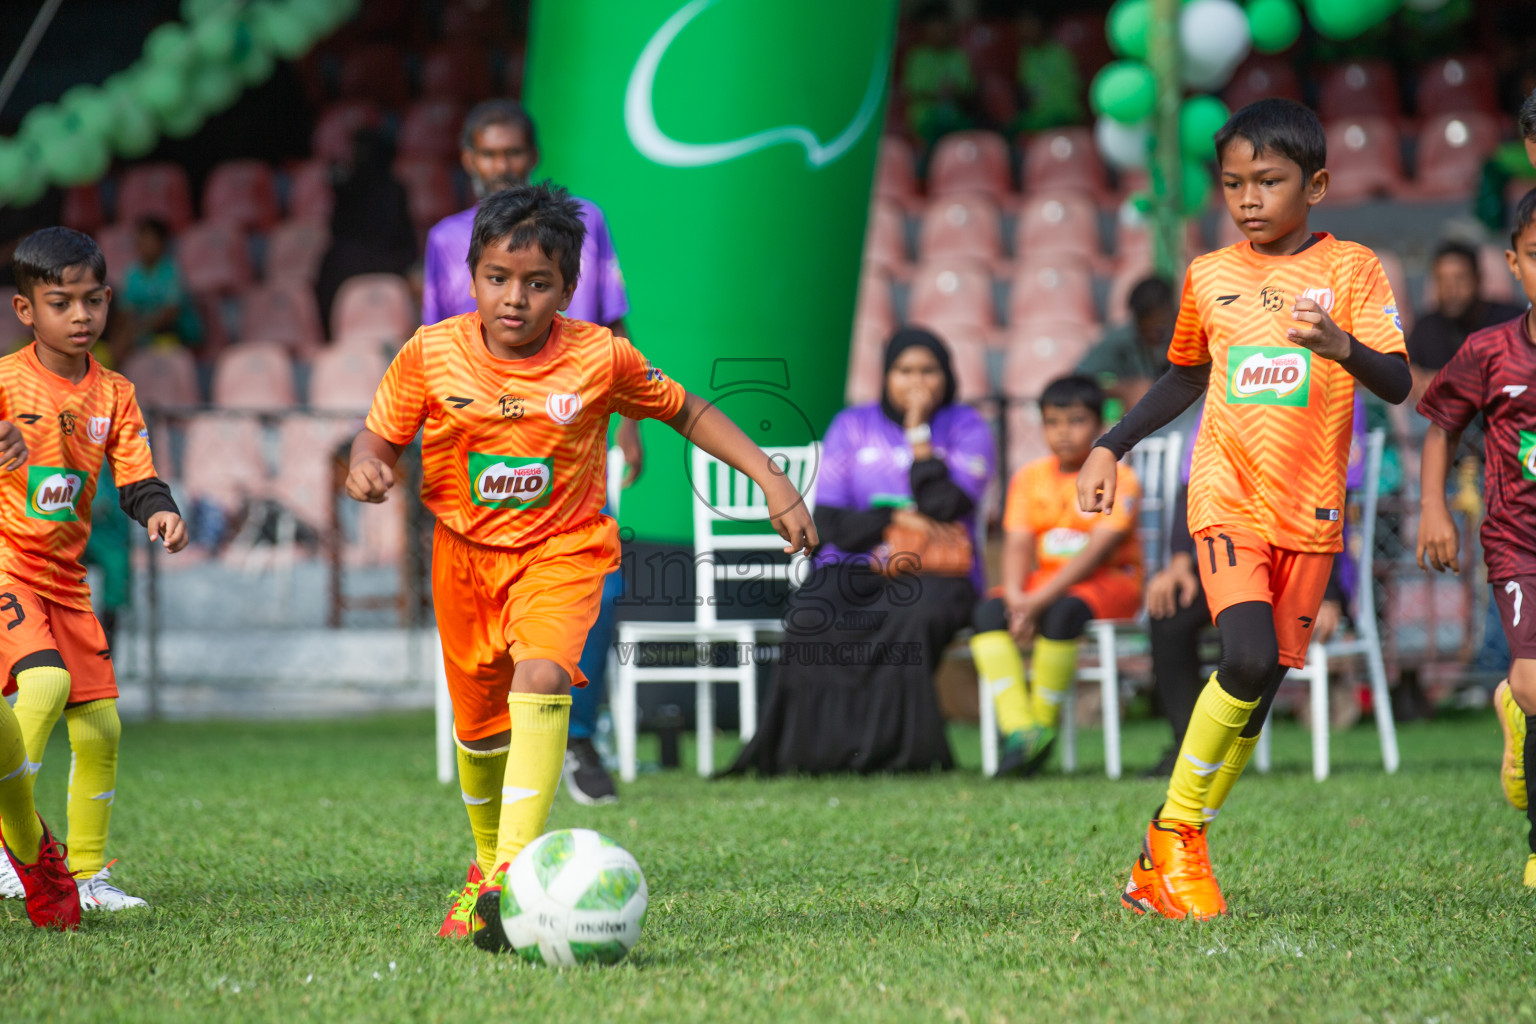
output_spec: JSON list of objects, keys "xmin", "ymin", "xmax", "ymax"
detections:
[
  {"xmin": 421, "ymin": 99, "xmax": 640, "ymax": 805},
  {"xmin": 901, "ymin": 2, "xmax": 977, "ymax": 145},
  {"xmin": 107, "ymin": 217, "xmax": 202, "ymax": 365},
  {"xmin": 723, "ymin": 327, "xmax": 994, "ymax": 776},
  {"xmin": 315, "ymin": 129, "xmax": 417, "ymax": 333},
  {"xmin": 1405, "ymin": 241, "xmax": 1525, "ymax": 409},
  {"xmin": 1077, "ymin": 276, "xmax": 1174, "ymax": 409},
  {"xmin": 1013, "ymin": 11, "xmax": 1085, "ymax": 133}
]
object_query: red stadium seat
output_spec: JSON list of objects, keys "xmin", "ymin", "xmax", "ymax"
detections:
[
  {"xmin": 311, "ymin": 101, "xmax": 384, "ymax": 166},
  {"xmin": 95, "ymin": 222, "xmax": 136, "ymax": 289},
  {"xmin": 863, "ymin": 199, "xmax": 910, "ymax": 273},
  {"xmin": 394, "ymin": 159, "xmax": 460, "ymax": 236},
  {"xmin": 1323, "ymin": 118, "xmax": 1406, "ymax": 202},
  {"xmin": 179, "ymin": 414, "xmax": 267, "ymax": 512},
  {"xmin": 284, "ymin": 160, "xmax": 333, "ymax": 223},
  {"xmin": 330, "ymin": 273, "xmax": 416, "ymax": 341},
  {"xmin": 397, "ymin": 100, "xmax": 464, "ymax": 162},
  {"xmin": 61, "ymin": 184, "xmax": 103, "ymax": 234},
  {"xmin": 1412, "ymin": 112, "xmax": 1500, "ymax": 200},
  {"xmin": 202, "ymin": 160, "xmax": 280, "ymax": 231},
  {"xmin": 1114, "ymin": 220, "xmax": 1203, "ymax": 270},
  {"xmin": 917, "ymin": 193, "xmax": 1005, "ymax": 265},
  {"xmin": 855, "ymin": 267, "xmax": 896, "ymax": 336},
  {"xmin": 308, "ymin": 345, "xmax": 389, "ymax": 412},
  {"xmin": 1002, "ymin": 319, "xmax": 1097, "ymax": 401},
  {"xmin": 118, "ymin": 163, "xmax": 193, "ymax": 233},
  {"xmin": 263, "ymin": 219, "xmax": 330, "ymax": 285},
  {"xmin": 1021, "ymin": 128, "xmax": 1107, "ymax": 197},
  {"xmin": 270, "ymin": 415, "xmax": 355, "ymax": 529},
  {"xmin": 237, "ymin": 281, "xmax": 324, "ymax": 356},
  {"xmin": 1222, "ymin": 55, "xmax": 1302, "ymax": 111},
  {"xmin": 1052, "ymin": 12, "xmax": 1111, "ymax": 81},
  {"xmin": 845, "ymin": 318, "xmax": 887, "ymax": 406},
  {"xmin": 1374, "ymin": 249, "xmax": 1415, "ymax": 335},
  {"xmin": 339, "ymin": 43, "xmax": 408, "ymax": 108},
  {"xmin": 1007, "ymin": 258, "xmax": 1097, "ymax": 326},
  {"xmin": 1319, "ymin": 60, "xmax": 1400, "ymax": 122},
  {"xmin": 908, "ymin": 258, "xmax": 996, "ymax": 329},
  {"xmin": 421, "ymin": 44, "xmax": 494, "ymax": 105},
  {"xmin": 1417, "ymin": 56, "xmax": 1498, "ymax": 119},
  {"xmin": 119, "ymin": 347, "xmax": 199, "ymax": 409},
  {"xmin": 175, "ymin": 221, "xmax": 253, "ymax": 296},
  {"xmin": 918, "ymin": 322, "xmax": 993, "ymax": 401},
  {"xmin": 927, "ymin": 131, "xmax": 1014, "ymax": 202},
  {"xmin": 1015, "ymin": 190, "xmax": 1101, "ymax": 265},
  {"xmin": 211, "ymin": 341, "xmax": 297, "ymax": 411},
  {"xmin": 875, "ymin": 135, "xmax": 919, "ymax": 208},
  {"xmin": 1005, "ymin": 402, "xmax": 1049, "ymax": 476}
]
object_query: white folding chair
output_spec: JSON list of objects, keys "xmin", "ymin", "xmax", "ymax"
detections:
[
  {"xmin": 978, "ymin": 432, "xmax": 1183, "ymax": 779},
  {"xmin": 612, "ymin": 443, "xmax": 820, "ymax": 781},
  {"xmin": 1255, "ymin": 429, "xmax": 1398, "ymax": 780}
]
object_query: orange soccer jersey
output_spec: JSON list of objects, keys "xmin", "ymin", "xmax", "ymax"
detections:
[
  {"xmin": 1004, "ymin": 455, "xmax": 1144, "ymax": 595},
  {"xmin": 365, "ymin": 312, "xmax": 686, "ymax": 550},
  {"xmin": 1169, "ymin": 233, "xmax": 1405, "ymax": 554},
  {"xmin": 0, "ymin": 346, "xmax": 158, "ymax": 611}
]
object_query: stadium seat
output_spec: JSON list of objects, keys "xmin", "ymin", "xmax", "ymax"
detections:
[
  {"xmin": 863, "ymin": 199, "xmax": 910, "ymax": 273},
  {"xmin": 394, "ymin": 159, "xmax": 460, "ymax": 236},
  {"xmin": 1374, "ymin": 249, "xmax": 1415, "ymax": 336},
  {"xmin": 119, "ymin": 346, "xmax": 200, "ymax": 409},
  {"xmin": 1323, "ymin": 118, "xmax": 1406, "ymax": 202},
  {"xmin": 269, "ymin": 415, "xmax": 355, "ymax": 531},
  {"xmin": 1007, "ymin": 258, "xmax": 1098, "ymax": 326},
  {"xmin": 397, "ymin": 100, "xmax": 464, "ymax": 162},
  {"xmin": 61, "ymin": 184, "xmax": 103, "ymax": 234},
  {"xmin": 1114, "ymin": 220, "xmax": 1202, "ymax": 270},
  {"xmin": 95, "ymin": 221, "xmax": 136, "ymax": 288},
  {"xmin": 311, "ymin": 101, "xmax": 384, "ymax": 166},
  {"xmin": 211, "ymin": 341, "xmax": 297, "ymax": 411},
  {"xmin": 1015, "ymin": 190, "xmax": 1101, "ymax": 265},
  {"xmin": 1222, "ymin": 54, "xmax": 1303, "ymax": 111},
  {"xmin": 175, "ymin": 221, "xmax": 254, "ymax": 296},
  {"xmin": 339, "ymin": 43, "xmax": 409, "ymax": 108},
  {"xmin": 1021, "ymin": 127, "xmax": 1107, "ymax": 196},
  {"xmin": 179, "ymin": 413, "xmax": 267, "ymax": 514},
  {"xmin": 330, "ymin": 273, "xmax": 416, "ymax": 341},
  {"xmin": 1004, "ymin": 401, "xmax": 1048, "ymax": 476},
  {"xmin": 845, "ymin": 317, "xmax": 888, "ymax": 406},
  {"xmin": 917, "ymin": 193, "xmax": 1005, "ymax": 265},
  {"xmin": 1417, "ymin": 56, "xmax": 1498, "ymax": 119},
  {"xmin": 263, "ymin": 219, "xmax": 330, "ymax": 285},
  {"xmin": 421, "ymin": 44, "xmax": 494, "ymax": 104},
  {"xmin": 1001, "ymin": 318, "xmax": 1097, "ymax": 399},
  {"xmin": 855, "ymin": 266, "xmax": 896, "ymax": 335},
  {"xmin": 308, "ymin": 345, "xmax": 389, "ymax": 412},
  {"xmin": 907, "ymin": 258, "xmax": 996, "ymax": 328},
  {"xmin": 1052, "ymin": 11, "xmax": 1111, "ymax": 82},
  {"xmin": 202, "ymin": 160, "xmax": 280, "ymax": 232},
  {"xmin": 1319, "ymin": 60, "xmax": 1401, "ymax": 122},
  {"xmin": 874, "ymin": 135, "xmax": 919, "ymax": 208},
  {"xmin": 1411, "ymin": 112, "xmax": 1500, "ymax": 200},
  {"xmin": 237, "ymin": 281, "xmax": 325, "ymax": 356},
  {"xmin": 284, "ymin": 159, "xmax": 334, "ymax": 223},
  {"xmin": 927, "ymin": 131, "xmax": 1014, "ymax": 202},
  {"xmin": 919, "ymin": 322, "xmax": 992, "ymax": 401},
  {"xmin": 118, "ymin": 163, "xmax": 194, "ymax": 232}
]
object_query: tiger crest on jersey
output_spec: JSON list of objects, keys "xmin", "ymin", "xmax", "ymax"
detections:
[{"xmin": 1227, "ymin": 346, "xmax": 1311, "ymax": 406}]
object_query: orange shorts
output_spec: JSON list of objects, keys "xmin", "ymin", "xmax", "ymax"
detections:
[
  {"xmin": 434, "ymin": 516, "xmax": 620, "ymax": 743},
  {"xmin": 0, "ymin": 582, "xmax": 115, "ymax": 703},
  {"xmin": 1192, "ymin": 525, "xmax": 1334, "ymax": 669},
  {"xmin": 1019, "ymin": 569, "xmax": 1143, "ymax": 621}
]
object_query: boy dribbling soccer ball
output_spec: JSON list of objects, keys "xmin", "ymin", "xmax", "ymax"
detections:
[
  {"xmin": 1077, "ymin": 99, "xmax": 1411, "ymax": 920},
  {"xmin": 346, "ymin": 183, "xmax": 816, "ymax": 951}
]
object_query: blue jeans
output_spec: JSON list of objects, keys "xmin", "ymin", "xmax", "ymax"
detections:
[{"xmin": 570, "ymin": 561, "xmax": 623, "ymax": 741}]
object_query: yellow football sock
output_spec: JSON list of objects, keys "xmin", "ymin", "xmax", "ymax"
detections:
[
  {"xmin": 12, "ymin": 665, "xmax": 71, "ymax": 782},
  {"xmin": 1162, "ymin": 674, "xmax": 1259, "ymax": 824},
  {"xmin": 0, "ymin": 698, "xmax": 41, "ymax": 863},
  {"xmin": 1029, "ymin": 637, "xmax": 1079, "ymax": 728},
  {"xmin": 971, "ymin": 630, "xmax": 1033, "ymax": 735},
  {"xmin": 492, "ymin": 693, "xmax": 571, "ymax": 872},
  {"xmin": 64, "ymin": 699, "xmax": 120, "ymax": 877},
  {"xmin": 456, "ymin": 738, "xmax": 508, "ymax": 877},
  {"xmin": 1201, "ymin": 733, "xmax": 1259, "ymax": 825}
]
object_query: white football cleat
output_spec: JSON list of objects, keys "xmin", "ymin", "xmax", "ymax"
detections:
[
  {"xmin": 0, "ymin": 846, "xmax": 22, "ymax": 899},
  {"xmin": 75, "ymin": 863, "xmax": 148, "ymax": 911}
]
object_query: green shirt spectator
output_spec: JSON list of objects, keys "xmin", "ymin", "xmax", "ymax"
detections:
[
  {"xmin": 1014, "ymin": 14, "xmax": 1084, "ymax": 133},
  {"xmin": 901, "ymin": 4, "xmax": 976, "ymax": 143},
  {"xmin": 1076, "ymin": 276, "xmax": 1175, "ymax": 409},
  {"xmin": 109, "ymin": 217, "xmax": 201, "ymax": 365}
]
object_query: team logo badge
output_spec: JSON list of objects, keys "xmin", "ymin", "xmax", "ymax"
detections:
[
  {"xmin": 468, "ymin": 453, "xmax": 554, "ymax": 509},
  {"xmin": 1300, "ymin": 287, "xmax": 1334, "ymax": 313},
  {"xmin": 498, "ymin": 395, "xmax": 525, "ymax": 420},
  {"xmin": 1227, "ymin": 346, "xmax": 1311, "ymax": 406},
  {"xmin": 1259, "ymin": 286, "xmax": 1286, "ymax": 313},
  {"xmin": 137, "ymin": 428, "xmax": 151, "ymax": 450},
  {"xmin": 1384, "ymin": 303, "xmax": 1402, "ymax": 332},
  {"xmin": 1042, "ymin": 527, "xmax": 1089, "ymax": 558},
  {"xmin": 57, "ymin": 411, "xmax": 77, "ymax": 436},
  {"xmin": 87, "ymin": 416, "xmax": 111, "ymax": 443},
  {"xmin": 644, "ymin": 364, "xmax": 666, "ymax": 383},
  {"xmin": 25, "ymin": 466, "xmax": 85, "ymax": 521},
  {"xmin": 545, "ymin": 392, "xmax": 583, "ymax": 424},
  {"xmin": 1520, "ymin": 431, "xmax": 1536, "ymax": 482}
]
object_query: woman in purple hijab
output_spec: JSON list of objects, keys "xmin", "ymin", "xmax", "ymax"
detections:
[{"xmin": 724, "ymin": 328, "xmax": 996, "ymax": 775}]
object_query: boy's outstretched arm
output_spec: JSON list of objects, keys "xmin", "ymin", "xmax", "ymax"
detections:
[
  {"xmin": 1416, "ymin": 423, "xmax": 1461, "ymax": 574},
  {"xmin": 346, "ymin": 428, "xmax": 408, "ymax": 503},
  {"xmin": 664, "ymin": 391, "xmax": 817, "ymax": 554},
  {"xmin": 1288, "ymin": 297, "xmax": 1411, "ymax": 404},
  {"xmin": 1077, "ymin": 362, "xmax": 1210, "ymax": 513}
]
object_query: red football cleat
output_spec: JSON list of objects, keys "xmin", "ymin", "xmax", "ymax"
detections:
[{"xmin": 3, "ymin": 818, "xmax": 81, "ymax": 931}]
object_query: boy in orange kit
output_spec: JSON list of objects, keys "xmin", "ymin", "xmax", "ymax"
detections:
[
  {"xmin": 347, "ymin": 183, "xmax": 816, "ymax": 951},
  {"xmin": 1077, "ymin": 99, "xmax": 1411, "ymax": 919}
]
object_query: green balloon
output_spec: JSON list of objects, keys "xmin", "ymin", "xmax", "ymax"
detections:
[
  {"xmin": 160, "ymin": 101, "xmax": 205, "ymax": 140},
  {"xmin": 1090, "ymin": 60, "xmax": 1157, "ymax": 125},
  {"xmin": 2, "ymin": 170, "xmax": 48, "ymax": 209},
  {"xmin": 1246, "ymin": 0, "xmax": 1302, "ymax": 52},
  {"xmin": 19, "ymin": 104, "xmax": 70, "ymax": 146},
  {"xmin": 190, "ymin": 63, "xmax": 243, "ymax": 117},
  {"xmin": 60, "ymin": 85, "xmax": 115, "ymax": 139},
  {"xmin": 1182, "ymin": 159, "xmax": 1211, "ymax": 215},
  {"xmin": 181, "ymin": 0, "xmax": 227, "ymax": 21},
  {"xmin": 193, "ymin": 13, "xmax": 240, "ymax": 62},
  {"xmin": 1107, "ymin": 0, "xmax": 1151, "ymax": 59},
  {"xmin": 110, "ymin": 100, "xmax": 160, "ymax": 159},
  {"xmin": 44, "ymin": 131, "xmax": 110, "ymax": 187},
  {"xmin": 234, "ymin": 34, "xmax": 276, "ymax": 87},
  {"xmin": 0, "ymin": 140, "xmax": 28, "ymax": 187},
  {"xmin": 144, "ymin": 22, "xmax": 194, "ymax": 69},
  {"xmin": 136, "ymin": 63, "xmax": 187, "ymax": 120},
  {"xmin": 1179, "ymin": 95, "xmax": 1230, "ymax": 159},
  {"xmin": 1307, "ymin": 0, "xmax": 1397, "ymax": 38},
  {"xmin": 249, "ymin": 2, "xmax": 315, "ymax": 59}
]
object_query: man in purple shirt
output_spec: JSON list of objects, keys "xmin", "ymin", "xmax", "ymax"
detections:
[{"xmin": 422, "ymin": 99, "xmax": 640, "ymax": 806}]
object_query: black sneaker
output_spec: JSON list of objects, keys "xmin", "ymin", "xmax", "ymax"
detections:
[
  {"xmin": 1141, "ymin": 745, "xmax": 1180, "ymax": 779},
  {"xmin": 563, "ymin": 737, "xmax": 618, "ymax": 806}
]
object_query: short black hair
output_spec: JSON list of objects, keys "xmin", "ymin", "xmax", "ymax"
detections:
[
  {"xmin": 1432, "ymin": 240, "xmax": 1479, "ymax": 279},
  {"xmin": 1512, "ymin": 188, "xmax": 1536, "ymax": 250},
  {"xmin": 1214, "ymin": 98, "xmax": 1327, "ymax": 180},
  {"xmin": 12, "ymin": 227, "xmax": 107, "ymax": 299},
  {"xmin": 468, "ymin": 182, "xmax": 585, "ymax": 287},
  {"xmin": 461, "ymin": 99, "xmax": 537, "ymax": 152},
  {"xmin": 1128, "ymin": 275, "xmax": 1174, "ymax": 319},
  {"xmin": 1520, "ymin": 89, "xmax": 1536, "ymax": 143},
  {"xmin": 1039, "ymin": 374, "xmax": 1104, "ymax": 420}
]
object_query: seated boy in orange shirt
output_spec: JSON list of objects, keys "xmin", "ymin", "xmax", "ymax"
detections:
[{"xmin": 970, "ymin": 376, "xmax": 1143, "ymax": 775}]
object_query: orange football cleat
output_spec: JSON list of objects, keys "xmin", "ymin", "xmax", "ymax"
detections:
[
  {"xmin": 1143, "ymin": 818, "xmax": 1227, "ymax": 921},
  {"xmin": 1120, "ymin": 853, "xmax": 1157, "ymax": 915},
  {"xmin": 438, "ymin": 862, "xmax": 485, "ymax": 938}
]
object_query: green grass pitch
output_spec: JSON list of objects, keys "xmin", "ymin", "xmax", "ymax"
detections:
[{"xmin": 0, "ymin": 710, "xmax": 1529, "ymax": 1023}]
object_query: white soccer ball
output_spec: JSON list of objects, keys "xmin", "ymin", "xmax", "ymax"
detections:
[{"xmin": 499, "ymin": 828, "xmax": 648, "ymax": 966}]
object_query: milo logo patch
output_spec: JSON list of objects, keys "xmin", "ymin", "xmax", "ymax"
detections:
[
  {"xmin": 26, "ymin": 466, "xmax": 86, "ymax": 521},
  {"xmin": 1041, "ymin": 527, "xmax": 1088, "ymax": 559},
  {"xmin": 1520, "ymin": 431, "xmax": 1536, "ymax": 482},
  {"xmin": 468, "ymin": 453, "xmax": 553, "ymax": 509},
  {"xmin": 1227, "ymin": 346, "xmax": 1311, "ymax": 407}
]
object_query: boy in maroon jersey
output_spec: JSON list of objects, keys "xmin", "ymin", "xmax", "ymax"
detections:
[{"xmin": 1418, "ymin": 188, "xmax": 1536, "ymax": 886}]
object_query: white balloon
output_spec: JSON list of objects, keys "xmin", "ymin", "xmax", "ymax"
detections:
[
  {"xmin": 1403, "ymin": 0, "xmax": 1450, "ymax": 9},
  {"xmin": 1181, "ymin": 50, "xmax": 1239, "ymax": 91},
  {"xmin": 1095, "ymin": 116, "xmax": 1150, "ymax": 170},
  {"xmin": 1180, "ymin": 0, "xmax": 1251, "ymax": 80}
]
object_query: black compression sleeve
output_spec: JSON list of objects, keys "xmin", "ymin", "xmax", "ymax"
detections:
[
  {"xmin": 909, "ymin": 457, "xmax": 975, "ymax": 522},
  {"xmin": 1338, "ymin": 334, "xmax": 1411, "ymax": 404},
  {"xmin": 118, "ymin": 478, "xmax": 180, "ymax": 527},
  {"xmin": 812, "ymin": 504, "xmax": 892, "ymax": 553},
  {"xmin": 1168, "ymin": 482, "xmax": 1194, "ymax": 558},
  {"xmin": 1094, "ymin": 362, "xmax": 1211, "ymax": 459}
]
